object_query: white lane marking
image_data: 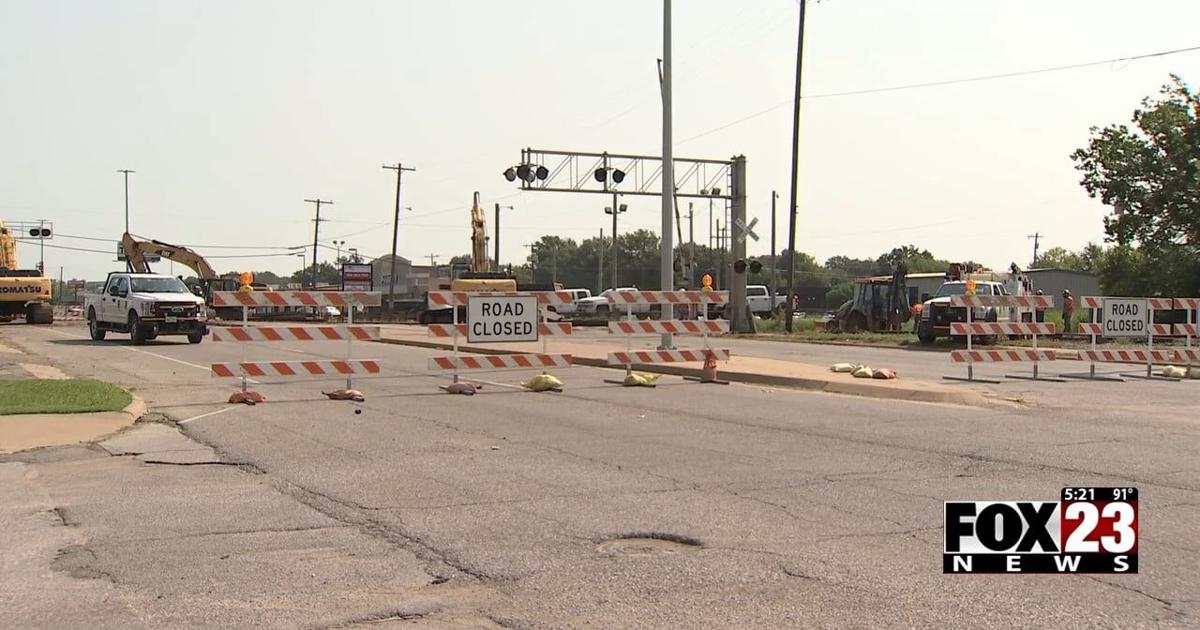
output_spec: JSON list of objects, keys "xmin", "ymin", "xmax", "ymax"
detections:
[
  {"xmin": 179, "ymin": 406, "xmax": 239, "ymax": 425},
  {"xmin": 38, "ymin": 328, "xmax": 259, "ymax": 383}
]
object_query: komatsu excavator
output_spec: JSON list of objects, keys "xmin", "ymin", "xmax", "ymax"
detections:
[
  {"xmin": 416, "ymin": 193, "xmax": 518, "ymax": 323},
  {"xmin": 0, "ymin": 219, "xmax": 54, "ymax": 324}
]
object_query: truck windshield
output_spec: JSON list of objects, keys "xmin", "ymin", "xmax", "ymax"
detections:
[
  {"xmin": 130, "ymin": 277, "xmax": 190, "ymax": 293},
  {"xmin": 934, "ymin": 283, "xmax": 994, "ymax": 298}
]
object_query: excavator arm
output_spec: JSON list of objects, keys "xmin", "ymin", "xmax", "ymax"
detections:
[
  {"xmin": 469, "ymin": 192, "xmax": 488, "ymax": 273},
  {"xmin": 121, "ymin": 233, "xmax": 219, "ymax": 280}
]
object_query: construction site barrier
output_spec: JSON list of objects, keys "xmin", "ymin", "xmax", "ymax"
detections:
[
  {"xmin": 945, "ymin": 294, "xmax": 1059, "ymax": 383},
  {"xmin": 1071, "ymin": 296, "xmax": 1194, "ymax": 381},
  {"xmin": 427, "ymin": 323, "xmax": 573, "ymax": 337},
  {"xmin": 950, "ymin": 349, "xmax": 1056, "ymax": 363},
  {"xmin": 212, "ymin": 360, "xmax": 382, "ymax": 378},
  {"xmin": 209, "ymin": 291, "xmax": 382, "ymax": 403},
  {"xmin": 429, "ymin": 354, "xmax": 573, "ymax": 370},
  {"xmin": 425, "ymin": 291, "xmax": 573, "ymax": 393},
  {"xmin": 605, "ymin": 290, "xmax": 730, "ymax": 385}
]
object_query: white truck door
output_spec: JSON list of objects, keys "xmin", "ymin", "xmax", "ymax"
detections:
[{"xmin": 107, "ymin": 276, "xmax": 129, "ymax": 322}]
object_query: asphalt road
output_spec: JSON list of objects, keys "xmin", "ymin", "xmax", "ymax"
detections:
[{"xmin": 1, "ymin": 322, "xmax": 1197, "ymax": 629}]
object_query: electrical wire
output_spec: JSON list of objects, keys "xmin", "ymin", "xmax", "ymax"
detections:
[{"xmin": 676, "ymin": 43, "xmax": 1200, "ymax": 145}]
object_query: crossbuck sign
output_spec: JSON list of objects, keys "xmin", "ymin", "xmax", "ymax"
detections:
[{"xmin": 468, "ymin": 295, "xmax": 539, "ymax": 343}]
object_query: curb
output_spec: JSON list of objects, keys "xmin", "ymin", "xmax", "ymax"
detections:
[
  {"xmin": 122, "ymin": 394, "xmax": 147, "ymax": 420},
  {"xmin": 373, "ymin": 337, "xmax": 993, "ymax": 407}
]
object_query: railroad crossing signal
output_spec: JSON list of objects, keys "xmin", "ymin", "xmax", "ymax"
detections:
[{"xmin": 735, "ymin": 217, "xmax": 759, "ymax": 242}]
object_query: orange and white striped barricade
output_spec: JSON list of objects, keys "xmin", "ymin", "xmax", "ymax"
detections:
[
  {"xmin": 1176, "ymin": 298, "xmax": 1198, "ymax": 374},
  {"xmin": 425, "ymin": 290, "xmax": 575, "ymax": 393},
  {"xmin": 209, "ymin": 291, "xmax": 382, "ymax": 402},
  {"xmin": 605, "ymin": 290, "xmax": 731, "ymax": 385},
  {"xmin": 1063, "ymin": 296, "xmax": 1124, "ymax": 382},
  {"xmin": 944, "ymin": 294, "xmax": 1056, "ymax": 383}
]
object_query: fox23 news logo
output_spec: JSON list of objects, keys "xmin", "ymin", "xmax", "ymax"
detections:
[{"xmin": 944, "ymin": 487, "xmax": 1137, "ymax": 574}]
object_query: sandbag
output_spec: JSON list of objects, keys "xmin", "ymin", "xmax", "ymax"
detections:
[
  {"xmin": 1161, "ymin": 365, "xmax": 1188, "ymax": 379},
  {"xmin": 444, "ymin": 382, "xmax": 480, "ymax": 395},
  {"xmin": 830, "ymin": 363, "xmax": 855, "ymax": 373},
  {"xmin": 872, "ymin": 368, "xmax": 897, "ymax": 380},
  {"xmin": 851, "ymin": 366, "xmax": 874, "ymax": 378},
  {"xmin": 623, "ymin": 371, "xmax": 661, "ymax": 386},
  {"xmin": 522, "ymin": 373, "xmax": 564, "ymax": 392}
]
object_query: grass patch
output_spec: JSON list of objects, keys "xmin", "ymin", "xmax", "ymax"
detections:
[{"xmin": 0, "ymin": 379, "xmax": 131, "ymax": 416}]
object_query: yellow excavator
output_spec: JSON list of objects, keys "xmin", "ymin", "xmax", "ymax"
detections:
[
  {"xmin": 121, "ymin": 233, "xmax": 260, "ymax": 319},
  {"xmin": 0, "ymin": 219, "xmax": 54, "ymax": 324},
  {"xmin": 416, "ymin": 193, "xmax": 517, "ymax": 323}
]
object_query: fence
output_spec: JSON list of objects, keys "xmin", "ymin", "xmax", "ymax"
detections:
[
  {"xmin": 1069, "ymin": 296, "xmax": 1197, "ymax": 381},
  {"xmin": 604, "ymin": 290, "xmax": 730, "ymax": 385},
  {"xmin": 944, "ymin": 294, "xmax": 1059, "ymax": 383},
  {"xmin": 210, "ymin": 290, "xmax": 382, "ymax": 402},
  {"xmin": 425, "ymin": 290, "xmax": 574, "ymax": 392}
]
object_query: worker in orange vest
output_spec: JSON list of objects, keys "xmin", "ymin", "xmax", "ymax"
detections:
[{"xmin": 1062, "ymin": 289, "xmax": 1076, "ymax": 333}]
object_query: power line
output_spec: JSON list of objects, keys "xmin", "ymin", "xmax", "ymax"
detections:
[{"xmin": 677, "ymin": 43, "xmax": 1200, "ymax": 145}]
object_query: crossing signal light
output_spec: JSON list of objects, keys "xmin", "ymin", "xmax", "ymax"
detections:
[
  {"xmin": 749, "ymin": 260, "xmax": 763, "ymax": 274},
  {"xmin": 734, "ymin": 259, "xmax": 747, "ymax": 274},
  {"xmin": 29, "ymin": 227, "xmax": 51, "ymax": 238}
]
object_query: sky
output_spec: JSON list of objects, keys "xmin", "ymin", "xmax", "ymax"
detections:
[{"xmin": 2, "ymin": 0, "xmax": 1199, "ymax": 281}]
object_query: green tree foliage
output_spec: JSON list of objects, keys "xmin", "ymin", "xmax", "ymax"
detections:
[
  {"xmin": 1072, "ymin": 76, "xmax": 1200, "ymax": 296},
  {"xmin": 874, "ymin": 245, "xmax": 949, "ymax": 274},
  {"xmin": 288, "ymin": 261, "xmax": 340, "ymax": 286},
  {"xmin": 825, "ymin": 281, "xmax": 854, "ymax": 309}
]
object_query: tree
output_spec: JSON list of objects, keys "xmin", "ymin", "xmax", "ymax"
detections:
[
  {"xmin": 824, "ymin": 256, "xmax": 875, "ymax": 281},
  {"xmin": 252, "ymin": 271, "xmax": 284, "ymax": 286},
  {"xmin": 288, "ymin": 261, "xmax": 340, "ymax": 286},
  {"xmin": 1071, "ymin": 75, "xmax": 1200, "ymax": 296},
  {"xmin": 874, "ymin": 245, "xmax": 948, "ymax": 274},
  {"xmin": 826, "ymin": 281, "xmax": 854, "ymax": 309},
  {"xmin": 1035, "ymin": 247, "xmax": 1086, "ymax": 271}
]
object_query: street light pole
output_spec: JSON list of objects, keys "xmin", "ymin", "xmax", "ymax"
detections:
[
  {"xmin": 660, "ymin": 0, "xmax": 675, "ymax": 349},
  {"xmin": 770, "ymin": 190, "xmax": 778, "ymax": 307},
  {"xmin": 494, "ymin": 204, "xmax": 513, "ymax": 270},
  {"xmin": 117, "ymin": 169, "xmax": 134, "ymax": 234}
]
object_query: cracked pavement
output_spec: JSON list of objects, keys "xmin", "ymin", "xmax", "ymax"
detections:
[{"xmin": 0, "ymin": 322, "xmax": 1197, "ymax": 628}]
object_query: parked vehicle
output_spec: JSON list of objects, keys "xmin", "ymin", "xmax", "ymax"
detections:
[
  {"xmin": 746, "ymin": 285, "xmax": 787, "ymax": 317},
  {"xmin": 915, "ymin": 280, "xmax": 1007, "ymax": 344},
  {"xmin": 575, "ymin": 288, "xmax": 651, "ymax": 317},
  {"xmin": 547, "ymin": 288, "xmax": 592, "ymax": 316},
  {"xmin": 84, "ymin": 272, "xmax": 207, "ymax": 344},
  {"xmin": 824, "ymin": 265, "xmax": 911, "ymax": 333}
]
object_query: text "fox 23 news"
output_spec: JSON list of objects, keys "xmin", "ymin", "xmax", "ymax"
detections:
[{"xmin": 944, "ymin": 487, "xmax": 1138, "ymax": 574}]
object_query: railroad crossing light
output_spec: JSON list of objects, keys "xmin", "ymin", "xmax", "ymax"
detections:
[
  {"xmin": 594, "ymin": 167, "xmax": 626, "ymax": 184},
  {"xmin": 516, "ymin": 165, "xmax": 536, "ymax": 183},
  {"xmin": 749, "ymin": 260, "xmax": 763, "ymax": 274},
  {"xmin": 733, "ymin": 259, "xmax": 747, "ymax": 274},
  {"xmin": 28, "ymin": 227, "xmax": 51, "ymax": 238},
  {"xmin": 593, "ymin": 168, "xmax": 607, "ymax": 183},
  {"xmin": 503, "ymin": 167, "xmax": 516, "ymax": 182},
  {"xmin": 535, "ymin": 165, "xmax": 549, "ymax": 180},
  {"xmin": 611, "ymin": 169, "xmax": 625, "ymax": 183}
]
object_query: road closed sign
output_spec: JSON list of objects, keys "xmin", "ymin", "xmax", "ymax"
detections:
[
  {"xmin": 1103, "ymin": 298, "xmax": 1147, "ymax": 337},
  {"xmin": 468, "ymin": 295, "xmax": 539, "ymax": 343}
]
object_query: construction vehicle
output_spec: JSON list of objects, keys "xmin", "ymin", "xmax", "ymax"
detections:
[
  {"xmin": 416, "ymin": 193, "xmax": 524, "ymax": 324},
  {"xmin": 0, "ymin": 219, "xmax": 54, "ymax": 324},
  {"xmin": 121, "ymin": 233, "xmax": 270, "ymax": 320},
  {"xmin": 824, "ymin": 263, "xmax": 911, "ymax": 333}
]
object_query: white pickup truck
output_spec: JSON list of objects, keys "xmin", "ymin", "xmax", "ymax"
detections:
[
  {"xmin": 85, "ymin": 272, "xmax": 207, "ymax": 344},
  {"xmin": 747, "ymin": 284, "xmax": 787, "ymax": 317},
  {"xmin": 575, "ymin": 287, "xmax": 651, "ymax": 317}
]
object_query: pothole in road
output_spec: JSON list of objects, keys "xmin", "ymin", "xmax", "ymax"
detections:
[{"xmin": 596, "ymin": 532, "xmax": 703, "ymax": 557}]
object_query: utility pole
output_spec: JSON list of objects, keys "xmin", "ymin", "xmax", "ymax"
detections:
[
  {"xmin": 598, "ymin": 228, "xmax": 604, "ymax": 293},
  {"xmin": 117, "ymin": 169, "xmax": 134, "ymax": 234},
  {"xmin": 660, "ymin": 0, "xmax": 675, "ymax": 349},
  {"xmin": 1028, "ymin": 232, "xmax": 1042, "ymax": 267},
  {"xmin": 304, "ymin": 199, "xmax": 332, "ymax": 289},
  {"xmin": 785, "ymin": 0, "xmax": 808, "ymax": 332},
  {"xmin": 688, "ymin": 202, "xmax": 695, "ymax": 286},
  {"xmin": 38, "ymin": 219, "xmax": 46, "ymax": 275},
  {"xmin": 427, "ymin": 253, "xmax": 439, "ymax": 268},
  {"xmin": 606, "ymin": 195, "xmax": 625, "ymax": 289},
  {"xmin": 770, "ymin": 190, "xmax": 778, "ymax": 308},
  {"xmin": 117, "ymin": 169, "xmax": 134, "ymax": 271},
  {"xmin": 551, "ymin": 244, "xmax": 558, "ymax": 286},
  {"xmin": 382, "ymin": 163, "xmax": 415, "ymax": 313}
]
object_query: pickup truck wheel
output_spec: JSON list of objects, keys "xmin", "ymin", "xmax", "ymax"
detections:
[
  {"xmin": 88, "ymin": 308, "xmax": 106, "ymax": 341},
  {"xmin": 916, "ymin": 320, "xmax": 937, "ymax": 345},
  {"xmin": 128, "ymin": 312, "xmax": 147, "ymax": 345},
  {"xmin": 187, "ymin": 332, "xmax": 204, "ymax": 344}
]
